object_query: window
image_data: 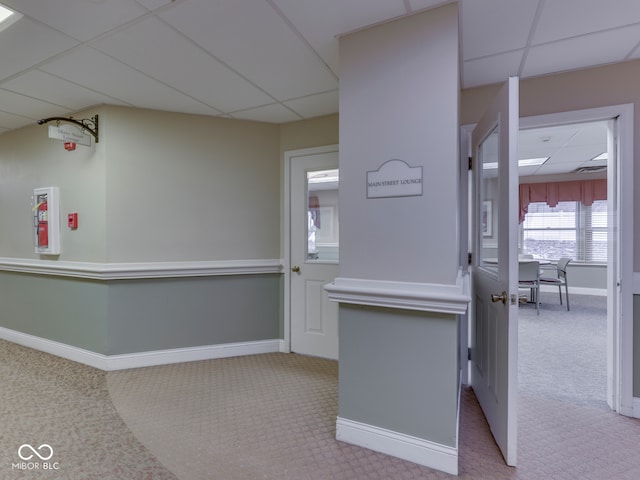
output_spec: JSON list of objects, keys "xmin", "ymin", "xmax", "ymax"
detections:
[{"xmin": 521, "ymin": 200, "xmax": 607, "ymax": 263}]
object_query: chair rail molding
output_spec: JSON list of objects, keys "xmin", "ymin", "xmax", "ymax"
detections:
[
  {"xmin": 0, "ymin": 257, "xmax": 283, "ymax": 280},
  {"xmin": 325, "ymin": 269, "xmax": 470, "ymax": 314}
]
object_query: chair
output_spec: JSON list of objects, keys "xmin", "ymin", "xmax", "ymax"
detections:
[
  {"xmin": 518, "ymin": 260, "xmax": 540, "ymax": 314},
  {"xmin": 539, "ymin": 257, "xmax": 571, "ymax": 311}
]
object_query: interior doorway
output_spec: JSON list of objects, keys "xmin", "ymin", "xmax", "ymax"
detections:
[
  {"xmin": 461, "ymin": 103, "xmax": 634, "ymax": 417},
  {"xmin": 516, "ymin": 120, "xmax": 609, "ymax": 410}
]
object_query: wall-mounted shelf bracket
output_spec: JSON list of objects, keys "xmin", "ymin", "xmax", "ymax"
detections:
[{"xmin": 37, "ymin": 115, "xmax": 99, "ymax": 143}]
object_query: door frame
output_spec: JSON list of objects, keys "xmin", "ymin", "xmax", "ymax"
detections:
[
  {"xmin": 283, "ymin": 144, "xmax": 339, "ymax": 355},
  {"xmin": 460, "ymin": 103, "xmax": 634, "ymax": 416}
]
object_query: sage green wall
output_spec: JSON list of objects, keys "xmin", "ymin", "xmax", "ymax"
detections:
[
  {"xmin": 0, "ymin": 106, "xmax": 285, "ymax": 358},
  {"xmin": 107, "ymin": 274, "xmax": 281, "ymax": 355},
  {"xmin": 0, "ymin": 272, "xmax": 108, "ymax": 353},
  {"xmin": 0, "ymin": 271, "xmax": 280, "ymax": 356},
  {"xmin": 339, "ymin": 304, "xmax": 459, "ymax": 447},
  {"xmin": 0, "ymin": 109, "xmax": 107, "ymax": 262}
]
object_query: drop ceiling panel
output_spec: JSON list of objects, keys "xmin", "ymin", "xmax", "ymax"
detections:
[
  {"xmin": 40, "ymin": 48, "xmax": 223, "ymax": 116},
  {"xmin": 92, "ymin": 16, "xmax": 274, "ymax": 112},
  {"xmin": 135, "ymin": 0, "xmax": 174, "ymax": 10},
  {"xmin": 1, "ymin": 70, "xmax": 127, "ymax": 110},
  {"xmin": 0, "ymin": 89, "xmax": 72, "ymax": 119},
  {"xmin": 535, "ymin": 161, "xmax": 594, "ymax": 175},
  {"xmin": 159, "ymin": 0, "xmax": 338, "ymax": 101},
  {"xmin": 462, "ymin": 50, "xmax": 523, "ymax": 88},
  {"xmin": 523, "ymin": 25, "xmax": 640, "ymax": 77},
  {"xmin": 0, "ymin": 17, "xmax": 78, "ymax": 82},
  {"xmin": 532, "ymin": 0, "xmax": 640, "ymax": 44},
  {"xmin": 231, "ymin": 103, "xmax": 301, "ymax": 123},
  {"xmin": 408, "ymin": 0, "xmax": 454, "ymax": 12},
  {"xmin": 0, "ymin": 111, "xmax": 34, "ymax": 130},
  {"xmin": 3, "ymin": 0, "xmax": 147, "ymax": 42},
  {"xmin": 272, "ymin": 0, "xmax": 409, "ymax": 74},
  {"xmin": 283, "ymin": 90, "xmax": 339, "ymax": 119},
  {"xmin": 461, "ymin": 0, "xmax": 538, "ymax": 60},
  {"xmin": 545, "ymin": 145, "xmax": 606, "ymax": 165},
  {"xmin": 566, "ymin": 123, "xmax": 608, "ymax": 148}
]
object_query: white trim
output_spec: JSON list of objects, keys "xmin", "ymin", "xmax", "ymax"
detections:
[
  {"xmin": 0, "ymin": 327, "xmax": 280, "ymax": 371},
  {"xmin": 538, "ymin": 285, "xmax": 606, "ymax": 296},
  {"xmin": 0, "ymin": 327, "xmax": 107, "ymax": 370},
  {"xmin": 325, "ymin": 269, "xmax": 470, "ymax": 315},
  {"xmin": 633, "ymin": 397, "xmax": 640, "ymax": 419},
  {"xmin": 105, "ymin": 339, "xmax": 281, "ymax": 371},
  {"xmin": 336, "ymin": 417, "xmax": 458, "ymax": 475},
  {"xmin": 0, "ymin": 257, "xmax": 282, "ymax": 280},
  {"xmin": 633, "ymin": 272, "xmax": 640, "ymax": 294}
]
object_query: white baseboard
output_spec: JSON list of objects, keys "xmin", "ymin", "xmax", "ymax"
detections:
[
  {"xmin": 335, "ymin": 416, "xmax": 458, "ymax": 476},
  {"xmin": 0, "ymin": 327, "xmax": 281, "ymax": 371},
  {"xmin": 632, "ymin": 397, "xmax": 640, "ymax": 419},
  {"xmin": 538, "ymin": 285, "xmax": 606, "ymax": 296}
]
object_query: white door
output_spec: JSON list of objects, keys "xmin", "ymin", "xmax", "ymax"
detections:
[
  {"xmin": 470, "ymin": 77, "xmax": 519, "ymax": 466},
  {"xmin": 288, "ymin": 149, "xmax": 339, "ymax": 359}
]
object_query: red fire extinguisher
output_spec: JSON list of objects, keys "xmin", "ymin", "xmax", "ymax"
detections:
[{"xmin": 37, "ymin": 200, "xmax": 48, "ymax": 248}]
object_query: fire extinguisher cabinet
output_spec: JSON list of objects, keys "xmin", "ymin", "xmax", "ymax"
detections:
[{"xmin": 33, "ymin": 186, "xmax": 61, "ymax": 255}]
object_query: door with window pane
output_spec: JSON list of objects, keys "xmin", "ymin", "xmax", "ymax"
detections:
[{"xmin": 290, "ymin": 150, "xmax": 339, "ymax": 360}]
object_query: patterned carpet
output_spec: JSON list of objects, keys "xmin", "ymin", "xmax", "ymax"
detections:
[
  {"xmin": 518, "ymin": 291, "xmax": 608, "ymax": 409},
  {"xmin": 0, "ymin": 339, "xmax": 176, "ymax": 480},
  {"xmin": 106, "ymin": 353, "xmax": 446, "ymax": 480},
  {"xmin": 2, "ymin": 298, "xmax": 640, "ymax": 479}
]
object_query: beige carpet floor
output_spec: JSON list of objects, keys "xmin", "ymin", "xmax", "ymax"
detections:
[
  {"xmin": 107, "ymin": 351, "xmax": 640, "ymax": 480},
  {"xmin": 0, "ymin": 339, "xmax": 176, "ymax": 480},
  {"xmin": 107, "ymin": 353, "xmax": 445, "ymax": 480},
  {"xmin": 3, "ymin": 338, "xmax": 640, "ymax": 479}
]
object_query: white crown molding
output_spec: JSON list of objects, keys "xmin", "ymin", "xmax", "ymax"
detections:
[
  {"xmin": 0, "ymin": 257, "xmax": 283, "ymax": 280},
  {"xmin": 0, "ymin": 326, "xmax": 281, "ymax": 371},
  {"xmin": 336, "ymin": 417, "xmax": 458, "ymax": 475},
  {"xmin": 324, "ymin": 269, "xmax": 470, "ymax": 314}
]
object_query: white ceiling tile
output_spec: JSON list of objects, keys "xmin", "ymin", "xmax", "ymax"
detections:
[
  {"xmin": 283, "ymin": 90, "xmax": 339, "ymax": 119},
  {"xmin": 532, "ymin": 0, "xmax": 640, "ymax": 44},
  {"xmin": 231, "ymin": 104, "xmax": 301, "ymax": 123},
  {"xmin": 523, "ymin": 25, "xmax": 640, "ymax": 78},
  {"xmin": 535, "ymin": 161, "xmax": 591, "ymax": 175},
  {"xmin": 546, "ymin": 145, "xmax": 606, "ymax": 165},
  {"xmin": 408, "ymin": 0, "xmax": 455, "ymax": 12},
  {"xmin": 160, "ymin": 0, "xmax": 338, "ymax": 101},
  {"xmin": 3, "ymin": 0, "xmax": 147, "ymax": 41},
  {"xmin": 92, "ymin": 17, "xmax": 274, "ymax": 112},
  {"xmin": 0, "ymin": 17, "xmax": 78, "ymax": 81},
  {"xmin": 2, "ymin": 70, "xmax": 128, "ymax": 110},
  {"xmin": 0, "ymin": 89, "xmax": 72, "ymax": 119},
  {"xmin": 40, "ymin": 48, "xmax": 222, "ymax": 116},
  {"xmin": 462, "ymin": 50, "xmax": 523, "ymax": 88},
  {"xmin": 460, "ymin": 0, "xmax": 538, "ymax": 60},
  {"xmin": 135, "ymin": 0, "xmax": 174, "ymax": 10},
  {"xmin": 0, "ymin": 111, "xmax": 34, "ymax": 130},
  {"xmin": 272, "ymin": 0, "xmax": 408, "ymax": 74}
]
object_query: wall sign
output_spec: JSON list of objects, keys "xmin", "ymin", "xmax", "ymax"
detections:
[
  {"xmin": 367, "ymin": 159, "xmax": 423, "ymax": 198},
  {"xmin": 48, "ymin": 124, "xmax": 92, "ymax": 147}
]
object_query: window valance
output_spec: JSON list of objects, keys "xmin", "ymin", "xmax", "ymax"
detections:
[{"xmin": 519, "ymin": 179, "xmax": 607, "ymax": 223}]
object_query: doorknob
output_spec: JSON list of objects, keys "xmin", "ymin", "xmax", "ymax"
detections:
[
  {"xmin": 491, "ymin": 291, "xmax": 508, "ymax": 305},
  {"xmin": 291, "ymin": 266, "xmax": 300, "ymax": 273}
]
